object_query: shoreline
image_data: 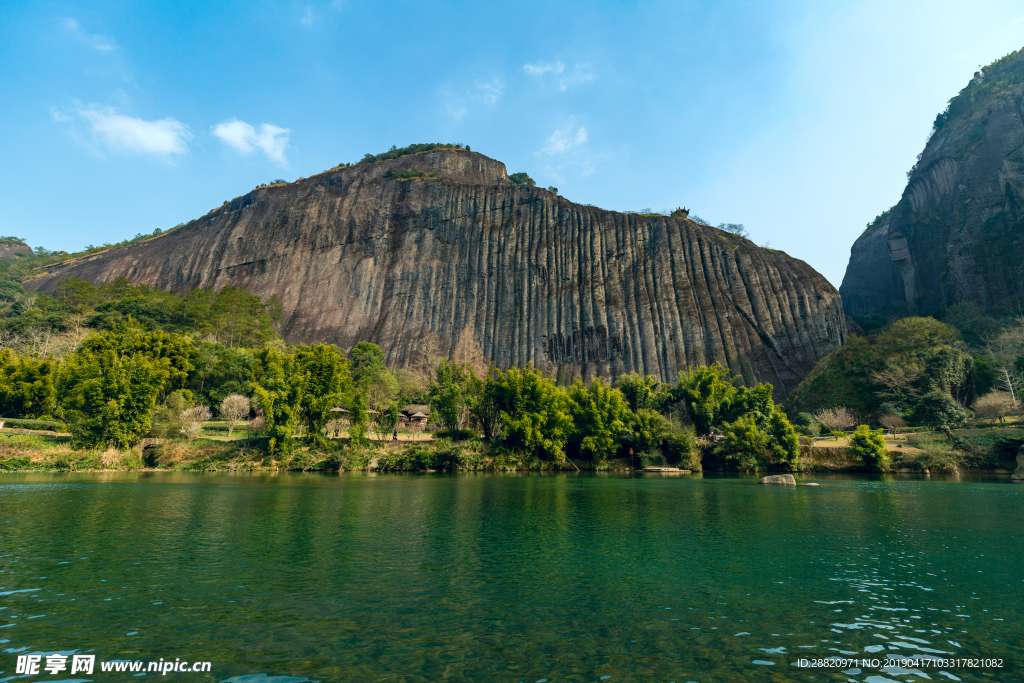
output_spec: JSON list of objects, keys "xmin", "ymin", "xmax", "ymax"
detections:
[{"xmin": 2, "ymin": 428, "xmax": 1019, "ymax": 476}]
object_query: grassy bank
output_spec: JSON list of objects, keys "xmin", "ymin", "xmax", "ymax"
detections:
[
  {"xmin": 0, "ymin": 432, "xmax": 627, "ymax": 473},
  {"xmin": 1, "ymin": 427, "xmax": 1018, "ymax": 475}
]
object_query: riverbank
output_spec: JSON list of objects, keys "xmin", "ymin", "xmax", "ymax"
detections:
[{"xmin": 2, "ymin": 426, "xmax": 1020, "ymax": 475}]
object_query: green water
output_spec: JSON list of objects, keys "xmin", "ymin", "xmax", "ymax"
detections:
[{"xmin": 0, "ymin": 473, "xmax": 1021, "ymax": 682}]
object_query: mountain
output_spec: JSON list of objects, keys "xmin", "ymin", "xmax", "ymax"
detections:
[
  {"xmin": 840, "ymin": 49, "xmax": 1024, "ymax": 319},
  {"xmin": 24, "ymin": 147, "xmax": 846, "ymax": 398}
]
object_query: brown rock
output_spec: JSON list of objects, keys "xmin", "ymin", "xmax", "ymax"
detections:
[{"xmin": 24, "ymin": 149, "xmax": 845, "ymax": 398}]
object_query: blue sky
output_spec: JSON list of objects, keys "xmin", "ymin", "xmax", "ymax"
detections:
[{"xmin": 2, "ymin": 1, "xmax": 1023, "ymax": 287}]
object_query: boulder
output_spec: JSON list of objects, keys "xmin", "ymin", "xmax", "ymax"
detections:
[
  {"xmin": 759, "ymin": 474, "xmax": 796, "ymax": 486},
  {"xmin": 1013, "ymin": 452, "xmax": 1024, "ymax": 481}
]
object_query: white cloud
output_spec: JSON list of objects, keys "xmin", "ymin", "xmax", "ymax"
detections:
[
  {"xmin": 64, "ymin": 18, "xmax": 117, "ymax": 52},
  {"xmin": 524, "ymin": 60, "xmax": 594, "ymax": 91},
  {"xmin": 301, "ymin": 6, "xmax": 314, "ymax": 26},
  {"xmin": 558, "ymin": 63, "xmax": 595, "ymax": 92},
  {"xmin": 541, "ymin": 124, "xmax": 588, "ymax": 155},
  {"xmin": 476, "ymin": 77, "xmax": 504, "ymax": 105},
  {"xmin": 524, "ymin": 61, "xmax": 565, "ymax": 76},
  {"xmin": 77, "ymin": 106, "xmax": 192, "ymax": 155},
  {"xmin": 212, "ymin": 118, "xmax": 291, "ymax": 165}
]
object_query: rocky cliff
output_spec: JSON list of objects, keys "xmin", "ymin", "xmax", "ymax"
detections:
[
  {"xmin": 0, "ymin": 243, "xmax": 32, "ymax": 259},
  {"xmin": 841, "ymin": 49, "xmax": 1024, "ymax": 318},
  {"xmin": 25, "ymin": 148, "xmax": 846, "ymax": 398}
]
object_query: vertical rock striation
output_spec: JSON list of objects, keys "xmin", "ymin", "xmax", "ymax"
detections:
[{"xmin": 25, "ymin": 148, "xmax": 845, "ymax": 399}]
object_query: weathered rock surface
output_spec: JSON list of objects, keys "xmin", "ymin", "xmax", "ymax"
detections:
[
  {"xmin": 759, "ymin": 474, "xmax": 796, "ymax": 485},
  {"xmin": 0, "ymin": 243, "xmax": 32, "ymax": 259},
  {"xmin": 25, "ymin": 148, "xmax": 845, "ymax": 397},
  {"xmin": 841, "ymin": 49, "xmax": 1024, "ymax": 318}
]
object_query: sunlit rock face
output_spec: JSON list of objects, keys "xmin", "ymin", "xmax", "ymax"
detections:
[
  {"xmin": 841, "ymin": 50, "xmax": 1024, "ymax": 319},
  {"xmin": 25, "ymin": 148, "xmax": 845, "ymax": 399}
]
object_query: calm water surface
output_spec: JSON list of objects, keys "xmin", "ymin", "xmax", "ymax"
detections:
[{"xmin": 0, "ymin": 472, "xmax": 1021, "ymax": 682}]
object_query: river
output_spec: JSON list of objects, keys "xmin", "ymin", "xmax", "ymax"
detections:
[{"xmin": 0, "ymin": 472, "xmax": 1020, "ymax": 681}]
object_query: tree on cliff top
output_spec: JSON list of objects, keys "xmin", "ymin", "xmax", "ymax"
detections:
[{"xmin": 509, "ymin": 172, "xmax": 535, "ymax": 186}]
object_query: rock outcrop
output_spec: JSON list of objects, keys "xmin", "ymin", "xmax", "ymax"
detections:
[
  {"xmin": 25, "ymin": 148, "xmax": 845, "ymax": 398},
  {"xmin": 0, "ymin": 243, "xmax": 32, "ymax": 259},
  {"xmin": 841, "ymin": 49, "xmax": 1024, "ymax": 318}
]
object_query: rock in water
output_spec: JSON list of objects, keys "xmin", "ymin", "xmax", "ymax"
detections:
[
  {"xmin": 24, "ymin": 149, "xmax": 845, "ymax": 397},
  {"xmin": 759, "ymin": 474, "xmax": 797, "ymax": 486},
  {"xmin": 841, "ymin": 49, "xmax": 1024, "ymax": 318}
]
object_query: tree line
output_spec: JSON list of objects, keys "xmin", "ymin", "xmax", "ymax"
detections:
[{"xmin": 0, "ymin": 312, "xmax": 805, "ymax": 472}]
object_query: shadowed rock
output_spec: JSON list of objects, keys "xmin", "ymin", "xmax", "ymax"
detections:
[{"xmin": 841, "ymin": 49, "xmax": 1024, "ymax": 318}]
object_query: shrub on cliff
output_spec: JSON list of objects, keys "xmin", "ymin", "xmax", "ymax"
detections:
[
  {"xmin": 357, "ymin": 143, "xmax": 466, "ymax": 165},
  {"xmin": 384, "ymin": 168, "xmax": 436, "ymax": 179},
  {"xmin": 509, "ymin": 172, "xmax": 536, "ymax": 186},
  {"xmin": 847, "ymin": 425, "xmax": 890, "ymax": 471}
]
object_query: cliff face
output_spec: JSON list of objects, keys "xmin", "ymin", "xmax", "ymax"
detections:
[
  {"xmin": 841, "ymin": 49, "xmax": 1024, "ymax": 318},
  {"xmin": 26, "ymin": 148, "xmax": 846, "ymax": 398},
  {"xmin": 0, "ymin": 244, "xmax": 33, "ymax": 259}
]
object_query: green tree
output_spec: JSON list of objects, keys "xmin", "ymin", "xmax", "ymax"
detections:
[
  {"xmin": 60, "ymin": 349, "xmax": 170, "ymax": 449},
  {"xmin": 875, "ymin": 316, "xmax": 960, "ymax": 353},
  {"xmin": 77, "ymin": 321, "xmax": 194, "ymax": 394},
  {"xmin": 296, "ymin": 343, "xmax": 351, "ymax": 447},
  {"xmin": 466, "ymin": 367, "xmax": 501, "ymax": 439},
  {"xmin": 615, "ymin": 372, "xmax": 667, "ymax": 412},
  {"xmin": 0, "ymin": 350, "xmax": 57, "ymax": 419},
  {"xmin": 724, "ymin": 382, "xmax": 774, "ymax": 428},
  {"xmin": 187, "ymin": 342, "xmax": 256, "ymax": 407},
  {"xmin": 716, "ymin": 416, "xmax": 767, "ymax": 471},
  {"xmin": 350, "ymin": 342, "xmax": 398, "ymax": 411},
  {"xmin": 428, "ymin": 359, "xmax": 470, "ymax": 432},
  {"xmin": 766, "ymin": 408, "xmax": 801, "ymax": 468},
  {"xmin": 847, "ymin": 425, "xmax": 890, "ymax": 471},
  {"xmin": 489, "ymin": 365, "xmax": 572, "ymax": 461},
  {"xmin": 252, "ymin": 348, "xmax": 305, "ymax": 454},
  {"xmin": 566, "ymin": 377, "xmax": 632, "ymax": 463},
  {"xmin": 350, "ymin": 341, "xmax": 387, "ymax": 380},
  {"xmin": 509, "ymin": 172, "xmax": 536, "ymax": 186},
  {"xmin": 910, "ymin": 391, "xmax": 969, "ymax": 438},
  {"xmin": 348, "ymin": 391, "xmax": 370, "ymax": 446},
  {"xmin": 629, "ymin": 408, "xmax": 671, "ymax": 453},
  {"xmin": 715, "ymin": 407, "xmax": 799, "ymax": 471},
  {"xmin": 376, "ymin": 403, "xmax": 401, "ymax": 439},
  {"xmin": 674, "ymin": 362, "xmax": 737, "ymax": 434}
]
